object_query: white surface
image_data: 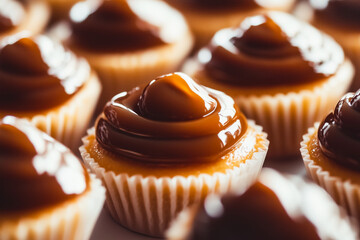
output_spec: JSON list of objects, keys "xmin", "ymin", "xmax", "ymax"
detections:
[{"xmin": 89, "ymin": 156, "xmax": 307, "ymax": 240}]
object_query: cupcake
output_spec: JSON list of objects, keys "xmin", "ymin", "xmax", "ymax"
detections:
[
  {"xmin": 0, "ymin": 0, "xmax": 49, "ymax": 39},
  {"xmin": 301, "ymin": 90, "xmax": 360, "ymax": 221},
  {"xmin": 0, "ymin": 34, "xmax": 101, "ymax": 151},
  {"xmin": 184, "ymin": 11, "xmax": 354, "ymax": 158},
  {"xmin": 301, "ymin": 0, "xmax": 360, "ymax": 91},
  {"xmin": 166, "ymin": 168, "xmax": 358, "ymax": 240},
  {"xmin": 50, "ymin": 0, "xmax": 193, "ymax": 110},
  {"xmin": 163, "ymin": 0, "xmax": 295, "ymax": 48},
  {"xmin": 80, "ymin": 72, "xmax": 269, "ymax": 237},
  {"xmin": 0, "ymin": 116, "xmax": 105, "ymax": 240}
]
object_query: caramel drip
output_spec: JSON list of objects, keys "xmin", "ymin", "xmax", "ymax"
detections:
[
  {"xmin": 0, "ymin": 35, "xmax": 89, "ymax": 111},
  {"xmin": 96, "ymin": 72, "xmax": 247, "ymax": 163},
  {"xmin": 312, "ymin": 0, "xmax": 360, "ymax": 30},
  {"xmin": 197, "ymin": 12, "xmax": 343, "ymax": 87},
  {"xmin": 318, "ymin": 91, "xmax": 360, "ymax": 170},
  {"xmin": 0, "ymin": 116, "xmax": 89, "ymax": 213},
  {"xmin": 188, "ymin": 181, "xmax": 320, "ymax": 240},
  {"xmin": 69, "ymin": 0, "xmax": 165, "ymax": 52}
]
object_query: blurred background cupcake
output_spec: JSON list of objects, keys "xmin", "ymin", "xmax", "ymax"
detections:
[
  {"xmin": 166, "ymin": 168, "xmax": 358, "ymax": 240},
  {"xmin": 0, "ymin": 34, "xmax": 101, "ymax": 151},
  {"xmin": 184, "ymin": 12, "xmax": 354, "ymax": 159},
  {"xmin": 0, "ymin": 116, "xmax": 105, "ymax": 240},
  {"xmin": 80, "ymin": 72, "xmax": 269, "ymax": 237},
  {"xmin": 296, "ymin": 0, "xmax": 360, "ymax": 92},
  {"xmin": 301, "ymin": 90, "xmax": 360, "ymax": 222},
  {"xmin": 0, "ymin": 0, "xmax": 49, "ymax": 40},
  {"xmin": 49, "ymin": 0, "xmax": 194, "ymax": 111},
  {"xmin": 163, "ymin": 0, "xmax": 295, "ymax": 48}
]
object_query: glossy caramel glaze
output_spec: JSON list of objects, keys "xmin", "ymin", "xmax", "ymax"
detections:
[
  {"xmin": 318, "ymin": 91, "xmax": 360, "ymax": 170},
  {"xmin": 96, "ymin": 72, "xmax": 247, "ymax": 164},
  {"xmin": 0, "ymin": 35, "xmax": 89, "ymax": 112},
  {"xmin": 69, "ymin": 0, "xmax": 165, "ymax": 52},
  {"xmin": 187, "ymin": 181, "xmax": 320, "ymax": 240},
  {"xmin": 311, "ymin": 0, "xmax": 360, "ymax": 30},
  {"xmin": 196, "ymin": 12, "xmax": 343, "ymax": 87},
  {"xmin": 0, "ymin": 116, "xmax": 89, "ymax": 213},
  {"xmin": 0, "ymin": 0, "xmax": 25, "ymax": 33}
]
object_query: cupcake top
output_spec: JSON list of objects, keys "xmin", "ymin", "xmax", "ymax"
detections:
[
  {"xmin": 194, "ymin": 11, "xmax": 344, "ymax": 87},
  {"xmin": 96, "ymin": 72, "xmax": 247, "ymax": 164},
  {"xmin": 311, "ymin": 0, "xmax": 360, "ymax": 30},
  {"xmin": 318, "ymin": 91, "xmax": 360, "ymax": 171},
  {"xmin": 0, "ymin": 0, "xmax": 25, "ymax": 34},
  {"xmin": 0, "ymin": 116, "xmax": 90, "ymax": 214},
  {"xmin": 0, "ymin": 34, "xmax": 90, "ymax": 112},
  {"xmin": 178, "ymin": 168, "xmax": 356, "ymax": 240},
  {"xmin": 68, "ymin": 0, "xmax": 186, "ymax": 52}
]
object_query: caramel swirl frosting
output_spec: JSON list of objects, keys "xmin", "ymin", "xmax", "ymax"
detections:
[
  {"xmin": 197, "ymin": 12, "xmax": 344, "ymax": 87},
  {"xmin": 69, "ymin": 0, "xmax": 166, "ymax": 52},
  {"xmin": 96, "ymin": 72, "xmax": 247, "ymax": 164},
  {"xmin": 318, "ymin": 91, "xmax": 360, "ymax": 170},
  {"xmin": 0, "ymin": 116, "xmax": 89, "ymax": 213},
  {"xmin": 0, "ymin": 34, "xmax": 90, "ymax": 111}
]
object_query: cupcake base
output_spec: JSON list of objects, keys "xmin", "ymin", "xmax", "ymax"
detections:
[
  {"xmin": 80, "ymin": 121, "xmax": 269, "ymax": 237},
  {"xmin": 301, "ymin": 124, "xmax": 360, "ymax": 221},
  {"xmin": 0, "ymin": 175, "xmax": 105, "ymax": 240}
]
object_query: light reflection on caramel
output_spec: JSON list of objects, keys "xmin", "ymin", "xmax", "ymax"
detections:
[{"xmin": 0, "ymin": 116, "xmax": 88, "ymax": 213}]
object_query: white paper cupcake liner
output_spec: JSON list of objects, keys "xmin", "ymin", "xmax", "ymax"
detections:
[
  {"xmin": 0, "ymin": 175, "xmax": 105, "ymax": 240},
  {"xmin": 166, "ymin": 168, "xmax": 358, "ymax": 240},
  {"xmin": 0, "ymin": 0, "xmax": 50, "ymax": 39},
  {"xmin": 80, "ymin": 121, "xmax": 269, "ymax": 237},
  {"xmin": 301, "ymin": 124, "xmax": 360, "ymax": 221},
  {"xmin": 234, "ymin": 59, "xmax": 353, "ymax": 158},
  {"xmin": 22, "ymin": 73, "xmax": 101, "ymax": 152}
]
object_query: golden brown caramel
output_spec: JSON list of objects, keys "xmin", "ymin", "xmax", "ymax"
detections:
[
  {"xmin": 0, "ymin": 35, "xmax": 89, "ymax": 111},
  {"xmin": 196, "ymin": 12, "xmax": 343, "ymax": 87},
  {"xmin": 0, "ymin": 0, "xmax": 25, "ymax": 33},
  {"xmin": 96, "ymin": 72, "xmax": 247, "ymax": 164},
  {"xmin": 312, "ymin": 0, "xmax": 360, "ymax": 30},
  {"xmin": 0, "ymin": 116, "xmax": 89, "ymax": 213},
  {"xmin": 188, "ymin": 173, "xmax": 321, "ymax": 240},
  {"xmin": 138, "ymin": 73, "xmax": 217, "ymax": 121},
  {"xmin": 69, "ymin": 0, "xmax": 165, "ymax": 52}
]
